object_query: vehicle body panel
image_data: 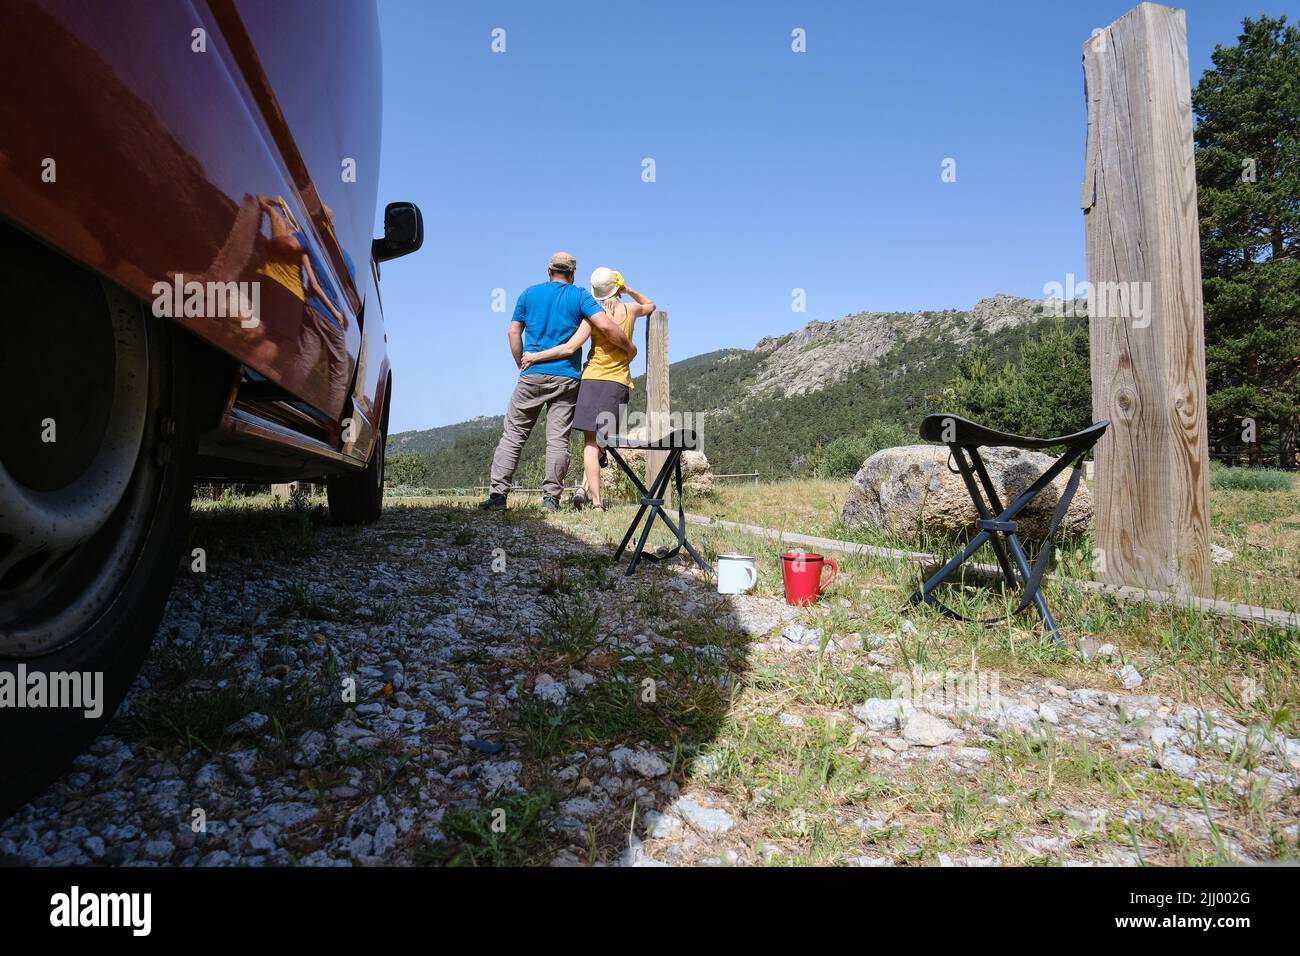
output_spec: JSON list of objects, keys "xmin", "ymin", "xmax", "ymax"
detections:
[{"xmin": 0, "ymin": 0, "xmax": 390, "ymax": 469}]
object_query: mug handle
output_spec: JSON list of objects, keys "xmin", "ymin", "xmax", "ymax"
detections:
[
  {"xmin": 818, "ymin": 559, "xmax": 838, "ymax": 593},
  {"xmin": 743, "ymin": 565, "xmax": 758, "ymax": 590}
]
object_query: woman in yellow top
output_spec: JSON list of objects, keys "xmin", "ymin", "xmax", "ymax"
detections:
[{"xmin": 521, "ymin": 267, "xmax": 655, "ymax": 510}]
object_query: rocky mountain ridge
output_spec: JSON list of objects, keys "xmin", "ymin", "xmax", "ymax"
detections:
[{"xmin": 745, "ymin": 293, "xmax": 1070, "ymax": 399}]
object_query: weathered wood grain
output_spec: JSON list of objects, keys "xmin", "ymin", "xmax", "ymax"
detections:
[
  {"xmin": 1082, "ymin": 3, "xmax": 1211, "ymax": 596},
  {"xmin": 644, "ymin": 310, "xmax": 671, "ymax": 500}
]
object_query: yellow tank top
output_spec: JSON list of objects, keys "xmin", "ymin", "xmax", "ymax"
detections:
[
  {"xmin": 581, "ymin": 299, "xmax": 635, "ymax": 388},
  {"xmin": 256, "ymin": 260, "xmax": 305, "ymax": 299}
]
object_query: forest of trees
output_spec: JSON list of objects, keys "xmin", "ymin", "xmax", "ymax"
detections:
[{"xmin": 1194, "ymin": 15, "xmax": 1299, "ymax": 468}]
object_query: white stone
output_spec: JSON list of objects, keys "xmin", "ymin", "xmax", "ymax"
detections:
[
  {"xmin": 610, "ymin": 747, "xmax": 670, "ymax": 779},
  {"xmin": 247, "ymin": 802, "xmax": 318, "ymax": 829},
  {"xmin": 1117, "ymin": 664, "xmax": 1144, "ymax": 690},
  {"xmin": 533, "ymin": 674, "xmax": 568, "ymax": 705},
  {"xmin": 642, "ymin": 810, "xmax": 683, "ymax": 839},
  {"xmin": 224, "ymin": 712, "xmax": 270, "ymax": 736},
  {"xmin": 1157, "ymin": 750, "xmax": 1199, "ymax": 778},
  {"xmin": 567, "ymin": 670, "xmax": 596, "ymax": 692},
  {"xmin": 1149, "ymin": 727, "xmax": 1186, "ymax": 750},
  {"xmin": 673, "ymin": 798, "xmax": 735, "ymax": 834},
  {"xmin": 477, "ymin": 759, "xmax": 522, "ymax": 795},
  {"xmin": 559, "ymin": 797, "xmax": 603, "ymax": 820},
  {"xmin": 781, "ymin": 624, "xmax": 822, "ymax": 646},
  {"xmin": 902, "ymin": 711, "xmax": 956, "ymax": 747},
  {"xmin": 852, "ymin": 697, "xmax": 915, "ymax": 731}
]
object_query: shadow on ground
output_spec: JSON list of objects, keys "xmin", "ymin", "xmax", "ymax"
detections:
[{"xmin": 1, "ymin": 496, "xmax": 761, "ymax": 867}]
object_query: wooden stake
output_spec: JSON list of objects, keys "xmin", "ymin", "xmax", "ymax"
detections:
[
  {"xmin": 1082, "ymin": 2, "xmax": 1211, "ymax": 596},
  {"xmin": 644, "ymin": 310, "xmax": 671, "ymax": 500}
]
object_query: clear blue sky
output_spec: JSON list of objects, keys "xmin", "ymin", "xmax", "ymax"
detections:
[{"xmin": 372, "ymin": 0, "xmax": 1298, "ymax": 433}]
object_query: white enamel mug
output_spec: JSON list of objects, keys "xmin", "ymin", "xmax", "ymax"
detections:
[{"xmin": 716, "ymin": 554, "xmax": 758, "ymax": 594}]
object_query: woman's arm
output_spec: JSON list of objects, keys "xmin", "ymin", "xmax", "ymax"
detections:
[
  {"xmin": 623, "ymin": 286, "xmax": 656, "ymax": 318},
  {"xmin": 302, "ymin": 253, "xmax": 346, "ymax": 328},
  {"xmin": 259, "ymin": 196, "xmax": 304, "ymax": 260},
  {"xmin": 520, "ymin": 319, "xmax": 593, "ymax": 369},
  {"xmin": 586, "ymin": 309, "xmax": 637, "ymax": 359}
]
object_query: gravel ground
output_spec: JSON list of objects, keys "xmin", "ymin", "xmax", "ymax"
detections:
[{"xmin": 1, "ymin": 500, "xmax": 1296, "ymax": 866}]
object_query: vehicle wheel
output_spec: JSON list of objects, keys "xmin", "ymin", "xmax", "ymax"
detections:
[
  {"xmin": 326, "ymin": 379, "xmax": 389, "ymax": 524},
  {"xmin": 0, "ymin": 239, "xmax": 202, "ymax": 817}
]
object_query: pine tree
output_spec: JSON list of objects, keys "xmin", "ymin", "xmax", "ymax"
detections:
[
  {"xmin": 1193, "ymin": 15, "xmax": 1300, "ymax": 468},
  {"xmin": 942, "ymin": 321, "xmax": 1091, "ymax": 439}
]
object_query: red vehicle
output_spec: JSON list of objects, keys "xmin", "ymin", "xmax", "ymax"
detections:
[{"xmin": 0, "ymin": 0, "xmax": 421, "ymax": 811}]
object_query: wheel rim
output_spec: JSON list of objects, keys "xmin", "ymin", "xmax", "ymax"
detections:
[{"xmin": 0, "ymin": 281, "xmax": 153, "ymax": 656}]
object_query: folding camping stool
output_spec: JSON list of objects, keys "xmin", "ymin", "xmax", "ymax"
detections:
[
  {"xmin": 600, "ymin": 429, "xmax": 711, "ymax": 577},
  {"xmin": 907, "ymin": 413, "xmax": 1109, "ymax": 642}
]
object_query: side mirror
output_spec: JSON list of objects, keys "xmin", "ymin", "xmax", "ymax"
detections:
[{"xmin": 372, "ymin": 201, "xmax": 423, "ymax": 262}]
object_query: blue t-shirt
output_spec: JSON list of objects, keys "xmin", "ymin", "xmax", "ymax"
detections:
[{"xmin": 512, "ymin": 281, "xmax": 603, "ymax": 379}]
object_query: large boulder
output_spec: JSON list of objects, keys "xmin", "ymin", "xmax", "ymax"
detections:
[{"xmin": 842, "ymin": 444, "xmax": 1093, "ymax": 542}]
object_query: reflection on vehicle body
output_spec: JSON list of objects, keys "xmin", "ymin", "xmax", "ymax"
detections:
[{"xmin": 256, "ymin": 196, "xmax": 352, "ymax": 413}]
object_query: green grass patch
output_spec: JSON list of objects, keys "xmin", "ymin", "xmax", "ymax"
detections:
[
  {"xmin": 123, "ymin": 640, "xmax": 346, "ymax": 758},
  {"xmin": 426, "ymin": 791, "xmax": 559, "ymax": 866},
  {"xmin": 1210, "ymin": 465, "xmax": 1295, "ymax": 493}
]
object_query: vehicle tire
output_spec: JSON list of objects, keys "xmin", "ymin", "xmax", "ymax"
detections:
[
  {"xmin": 0, "ymin": 238, "xmax": 209, "ymax": 817},
  {"xmin": 326, "ymin": 379, "xmax": 389, "ymax": 524}
]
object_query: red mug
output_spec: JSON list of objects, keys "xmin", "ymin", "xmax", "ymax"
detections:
[{"xmin": 781, "ymin": 551, "xmax": 837, "ymax": 606}]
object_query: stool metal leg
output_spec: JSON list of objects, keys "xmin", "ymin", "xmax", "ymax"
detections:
[
  {"xmin": 651, "ymin": 507, "xmax": 710, "ymax": 573},
  {"xmin": 911, "ymin": 528, "xmax": 996, "ymax": 606},
  {"xmin": 614, "ymin": 501, "xmax": 650, "ymax": 561},
  {"xmin": 964, "ymin": 444, "xmax": 1079, "ymax": 640},
  {"xmin": 625, "ymin": 504, "xmax": 659, "ymax": 576},
  {"xmin": 655, "ymin": 454, "xmax": 710, "ymax": 573},
  {"xmin": 907, "ymin": 418, "xmax": 1106, "ymax": 643},
  {"xmin": 608, "ymin": 446, "xmax": 656, "ymax": 562},
  {"xmin": 964, "ymin": 450, "xmax": 1020, "ymax": 587},
  {"xmin": 1000, "ymin": 532, "xmax": 1061, "ymax": 639},
  {"xmin": 621, "ymin": 451, "xmax": 677, "ymax": 576}
]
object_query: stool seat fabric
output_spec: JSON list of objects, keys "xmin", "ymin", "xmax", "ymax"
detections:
[
  {"xmin": 599, "ymin": 429, "xmax": 699, "ymax": 451},
  {"xmin": 919, "ymin": 413, "xmax": 1109, "ymax": 450}
]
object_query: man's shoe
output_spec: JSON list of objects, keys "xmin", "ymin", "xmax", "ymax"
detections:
[
  {"xmin": 478, "ymin": 493, "xmax": 507, "ymax": 511},
  {"xmin": 571, "ymin": 491, "xmax": 591, "ymax": 510},
  {"xmin": 541, "ymin": 496, "xmax": 560, "ymax": 511}
]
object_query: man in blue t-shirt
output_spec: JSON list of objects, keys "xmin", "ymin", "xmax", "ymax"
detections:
[{"xmin": 481, "ymin": 251, "xmax": 637, "ymax": 511}]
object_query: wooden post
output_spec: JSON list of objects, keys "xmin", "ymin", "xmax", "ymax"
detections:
[
  {"xmin": 644, "ymin": 310, "xmax": 671, "ymax": 499},
  {"xmin": 1081, "ymin": 2, "xmax": 1211, "ymax": 596}
]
